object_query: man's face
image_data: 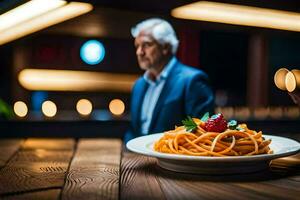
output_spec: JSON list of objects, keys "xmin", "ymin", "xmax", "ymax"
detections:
[{"xmin": 134, "ymin": 33, "xmax": 166, "ymax": 71}]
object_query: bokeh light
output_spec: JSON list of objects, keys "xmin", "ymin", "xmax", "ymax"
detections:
[
  {"xmin": 76, "ymin": 99, "xmax": 93, "ymax": 116},
  {"xmin": 42, "ymin": 100, "xmax": 57, "ymax": 117},
  {"xmin": 285, "ymin": 71, "xmax": 296, "ymax": 92},
  {"xmin": 13, "ymin": 101, "xmax": 28, "ymax": 117},
  {"xmin": 109, "ymin": 99, "xmax": 125, "ymax": 115},
  {"xmin": 274, "ymin": 68, "xmax": 288, "ymax": 90},
  {"xmin": 80, "ymin": 40, "xmax": 105, "ymax": 65}
]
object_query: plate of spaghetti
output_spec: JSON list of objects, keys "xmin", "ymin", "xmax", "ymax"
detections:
[{"xmin": 127, "ymin": 113, "xmax": 300, "ymax": 174}]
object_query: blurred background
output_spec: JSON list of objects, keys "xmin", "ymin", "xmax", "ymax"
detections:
[{"xmin": 0, "ymin": 0, "xmax": 300, "ymax": 137}]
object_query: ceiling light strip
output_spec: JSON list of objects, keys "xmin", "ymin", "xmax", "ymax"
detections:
[
  {"xmin": 171, "ymin": 1, "xmax": 300, "ymax": 32},
  {"xmin": 0, "ymin": 2, "xmax": 93, "ymax": 45},
  {"xmin": 18, "ymin": 69, "xmax": 139, "ymax": 92},
  {"xmin": 0, "ymin": 0, "xmax": 66, "ymax": 32}
]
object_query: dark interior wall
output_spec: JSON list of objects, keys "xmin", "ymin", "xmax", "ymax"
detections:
[
  {"xmin": 29, "ymin": 35, "xmax": 141, "ymax": 74},
  {"xmin": 0, "ymin": 44, "xmax": 13, "ymax": 103},
  {"xmin": 3, "ymin": 26, "xmax": 300, "ymax": 111},
  {"xmin": 269, "ymin": 34, "xmax": 300, "ymax": 106},
  {"xmin": 12, "ymin": 35, "xmax": 143, "ymax": 112},
  {"xmin": 199, "ymin": 29, "xmax": 300, "ymax": 107},
  {"xmin": 199, "ymin": 30, "xmax": 248, "ymax": 106},
  {"xmin": 0, "ymin": 120, "xmax": 130, "ymax": 138}
]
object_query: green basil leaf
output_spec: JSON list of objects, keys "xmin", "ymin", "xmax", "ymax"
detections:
[{"xmin": 182, "ymin": 116, "xmax": 198, "ymax": 132}]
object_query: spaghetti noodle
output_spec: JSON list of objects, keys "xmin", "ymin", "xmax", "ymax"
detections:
[{"xmin": 154, "ymin": 118, "xmax": 273, "ymax": 157}]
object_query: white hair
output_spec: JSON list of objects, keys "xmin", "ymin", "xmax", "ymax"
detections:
[{"xmin": 131, "ymin": 18, "xmax": 179, "ymax": 54}]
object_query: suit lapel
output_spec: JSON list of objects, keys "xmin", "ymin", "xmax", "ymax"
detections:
[{"xmin": 148, "ymin": 62, "xmax": 181, "ymax": 132}]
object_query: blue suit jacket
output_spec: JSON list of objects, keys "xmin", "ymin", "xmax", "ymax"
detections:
[{"xmin": 127, "ymin": 60, "xmax": 214, "ymax": 140}]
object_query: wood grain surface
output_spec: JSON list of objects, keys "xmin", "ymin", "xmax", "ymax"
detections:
[
  {"xmin": 0, "ymin": 138, "xmax": 75, "ymax": 197},
  {"xmin": 0, "ymin": 189, "xmax": 61, "ymax": 200},
  {"xmin": 8, "ymin": 150, "xmax": 73, "ymax": 164},
  {"xmin": 61, "ymin": 138, "xmax": 122, "ymax": 200},
  {"xmin": 21, "ymin": 138, "xmax": 75, "ymax": 150},
  {"xmin": 0, "ymin": 137, "xmax": 298, "ymax": 200},
  {"xmin": 121, "ymin": 150, "xmax": 300, "ymax": 200},
  {"xmin": 0, "ymin": 139, "xmax": 23, "ymax": 168},
  {"xmin": 120, "ymin": 151, "xmax": 166, "ymax": 200}
]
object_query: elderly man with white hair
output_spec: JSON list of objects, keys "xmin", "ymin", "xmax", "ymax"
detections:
[{"xmin": 125, "ymin": 18, "xmax": 214, "ymax": 141}]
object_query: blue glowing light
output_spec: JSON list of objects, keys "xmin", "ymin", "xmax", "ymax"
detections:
[{"xmin": 80, "ymin": 40, "xmax": 105, "ymax": 65}]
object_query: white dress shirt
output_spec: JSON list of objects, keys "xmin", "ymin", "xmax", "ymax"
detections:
[{"xmin": 140, "ymin": 57, "xmax": 177, "ymax": 135}]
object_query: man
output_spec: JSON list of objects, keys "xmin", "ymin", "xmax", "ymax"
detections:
[{"xmin": 126, "ymin": 18, "xmax": 214, "ymax": 141}]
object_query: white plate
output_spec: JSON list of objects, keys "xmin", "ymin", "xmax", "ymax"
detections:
[{"xmin": 126, "ymin": 133, "xmax": 300, "ymax": 174}]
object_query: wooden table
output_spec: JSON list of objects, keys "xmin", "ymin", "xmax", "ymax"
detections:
[{"xmin": 0, "ymin": 137, "xmax": 299, "ymax": 200}]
